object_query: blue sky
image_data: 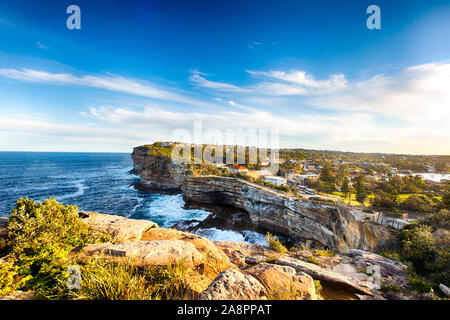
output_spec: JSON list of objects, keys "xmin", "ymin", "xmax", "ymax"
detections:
[{"xmin": 0, "ymin": 0, "xmax": 449, "ymax": 154}]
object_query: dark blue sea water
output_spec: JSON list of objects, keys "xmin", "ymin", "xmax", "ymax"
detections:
[{"xmin": 0, "ymin": 152, "xmax": 266, "ymax": 244}]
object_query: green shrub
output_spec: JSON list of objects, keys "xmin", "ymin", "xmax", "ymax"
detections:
[
  {"xmin": 68, "ymin": 259, "xmax": 152, "ymax": 300},
  {"xmin": 400, "ymin": 225, "xmax": 437, "ymax": 274},
  {"xmin": 3, "ymin": 198, "xmax": 112, "ymax": 297},
  {"xmin": 143, "ymin": 262, "xmax": 192, "ymax": 300},
  {"xmin": 0, "ymin": 262, "xmax": 23, "ymax": 297},
  {"xmin": 266, "ymin": 282, "xmax": 300, "ymax": 300},
  {"xmin": 313, "ymin": 280, "xmax": 323, "ymax": 299},
  {"xmin": 380, "ymin": 281, "xmax": 401, "ymax": 293},
  {"xmin": 265, "ymin": 233, "xmax": 287, "ymax": 253},
  {"xmin": 314, "ymin": 249, "xmax": 335, "ymax": 257},
  {"xmin": 379, "ymin": 251, "xmax": 402, "ymax": 262},
  {"xmin": 408, "ymin": 276, "xmax": 434, "ymax": 294},
  {"xmin": 307, "ymin": 256, "xmax": 320, "ymax": 265}
]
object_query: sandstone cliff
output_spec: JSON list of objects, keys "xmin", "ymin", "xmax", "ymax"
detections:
[
  {"xmin": 131, "ymin": 145, "xmax": 391, "ymax": 252},
  {"xmin": 181, "ymin": 176, "xmax": 391, "ymax": 251},
  {"xmin": 131, "ymin": 146, "xmax": 188, "ymax": 193}
]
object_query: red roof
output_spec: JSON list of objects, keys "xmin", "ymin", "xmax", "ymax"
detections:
[{"xmin": 230, "ymin": 165, "xmax": 248, "ymax": 170}]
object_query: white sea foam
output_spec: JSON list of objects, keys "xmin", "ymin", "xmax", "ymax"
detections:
[
  {"xmin": 144, "ymin": 194, "xmax": 210, "ymax": 228},
  {"xmin": 242, "ymin": 230, "xmax": 269, "ymax": 246},
  {"xmin": 194, "ymin": 228, "xmax": 268, "ymax": 245},
  {"xmin": 56, "ymin": 180, "xmax": 87, "ymax": 201},
  {"xmin": 129, "ymin": 197, "xmax": 144, "ymax": 216},
  {"xmin": 195, "ymin": 228, "xmax": 246, "ymax": 242}
]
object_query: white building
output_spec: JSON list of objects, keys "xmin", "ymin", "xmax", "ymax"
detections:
[{"xmin": 264, "ymin": 176, "xmax": 287, "ymax": 186}]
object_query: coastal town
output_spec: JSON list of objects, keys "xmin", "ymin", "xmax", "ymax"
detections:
[{"xmin": 148, "ymin": 142, "xmax": 449, "ymax": 216}]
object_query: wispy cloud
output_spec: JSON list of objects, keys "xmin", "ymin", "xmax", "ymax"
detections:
[
  {"xmin": 189, "ymin": 70, "xmax": 248, "ymax": 92},
  {"xmin": 1, "ymin": 62, "xmax": 449, "ymax": 154},
  {"xmin": 0, "ymin": 68, "xmax": 212, "ymax": 108},
  {"xmin": 307, "ymin": 62, "xmax": 450, "ymax": 123},
  {"xmin": 35, "ymin": 41, "xmax": 50, "ymax": 50},
  {"xmin": 247, "ymin": 70, "xmax": 348, "ymax": 95}
]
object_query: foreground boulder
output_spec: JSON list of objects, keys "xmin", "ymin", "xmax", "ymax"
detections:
[
  {"xmin": 439, "ymin": 284, "xmax": 450, "ymax": 298},
  {"xmin": 199, "ymin": 269, "xmax": 267, "ymax": 300},
  {"xmin": 213, "ymin": 241, "xmax": 274, "ymax": 267},
  {"xmin": 80, "ymin": 212, "xmax": 158, "ymax": 242},
  {"xmin": 244, "ymin": 263, "xmax": 318, "ymax": 300},
  {"xmin": 275, "ymin": 256, "xmax": 374, "ymax": 296},
  {"xmin": 82, "ymin": 240, "xmax": 203, "ymax": 268},
  {"xmin": 341, "ymin": 249, "xmax": 409, "ymax": 290},
  {"xmin": 142, "ymin": 228, "xmax": 235, "ymax": 278}
]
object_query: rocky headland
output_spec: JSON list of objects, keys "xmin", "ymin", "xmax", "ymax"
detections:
[{"xmin": 131, "ymin": 144, "xmax": 392, "ymax": 252}]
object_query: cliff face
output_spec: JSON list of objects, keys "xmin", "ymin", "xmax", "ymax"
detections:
[
  {"xmin": 181, "ymin": 176, "xmax": 391, "ymax": 251},
  {"xmin": 131, "ymin": 146, "xmax": 391, "ymax": 251},
  {"xmin": 131, "ymin": 147, "xmax": 187, "ymax": 193}
]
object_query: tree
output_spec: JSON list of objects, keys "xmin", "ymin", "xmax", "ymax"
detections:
[
  {"xmin": 400, "ymin": 225, "xmax": 436, "ymax": 274},
  {"xmin": 320, "ymin": 162, "xmax": 337, "ymax": 193},
  {"xmin": 341, "ymin": 177, "xmax": 352, "ymax": 204},
  {"xmin": 354, "ymin": 175, "xmax": 369, "ymax": 206},
  {"xmin": 370, "ymin": 190, "xmax": 396, "ymax": 209}
]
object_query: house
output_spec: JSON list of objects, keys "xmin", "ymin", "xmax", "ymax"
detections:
[
  {"xmin": 264, "ymin": 176, "xmax": 287, "ymax": 186},
  {"xmin": 305, "ymin": 165, "xmax": 319, "ymax": 173},
  {"xmin": 306, "ymin": 172, "xmax": 320, "ymax": 180},
  {"xmin": 229, "ymin": 165, "xmax": 249, "ymax": 174}
]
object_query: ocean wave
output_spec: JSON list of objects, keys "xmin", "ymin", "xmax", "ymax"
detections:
[
  {"xmin": 242, "ymin": 230, "xmax": 269, "ymax": 246},
  {"xmin": 129, "ymin": 196, "xmax": 144, "ymax": 216},
  {"xmin": 143, "ymin": 194, "xmax": 210, "ymax": 228},
  {"xmin": 194, "ymin": 228, "xmax": 268, "ymax": 246},
  {"xmin": 56, "ymin": 180, "xmax": 88, "ymax": 201},
  {"xmin": 195, "ymin": 228, "xmax": 246, "ymax": 242}
]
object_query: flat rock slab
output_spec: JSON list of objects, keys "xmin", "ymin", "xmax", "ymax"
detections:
[
  {"xmin": 82, "ymin": 240, "xmax": 203, "ymax": 268},
  {"xmin": 245, "ymin": 255, "xmax": 267, "ymax": 265},
  {"xmin": 342, "ymin": 249, "xmax": 409, "ymax": 289},
  {"xmin": 199, "ymin": 269, "xmax": 267, "ymax": 300},
  {"xmin": 213, "ymin": 241, "xmax": 273, "ymax": 267},
  {"xmin": 244, "ymin": 263, "xmax": 318, "ymax": 300},
  {"xmin": 142, "ymin": 228, "xmax": 235, "ymax": 279},
  {"xmin": 80, "ymin": 212, "xmax": 158, "ymax": 242},
  {"xmin": 275, "ymin": 256, "xmax": 374, "ymax": 296}
]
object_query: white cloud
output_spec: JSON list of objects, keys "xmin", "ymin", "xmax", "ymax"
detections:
[
  {"xmin": 83, "ymin": 105, "xmax": 449, "ymax": 154},
  {"xmin": 0, "ymin": 68, "xmax": 210, "ymax": 107},
  {"xmin": 35, "ymin": 41, "xmax": 50, "ymax": 50},
  {"xmin": 1, "ymin": 62, "xmax": 449, "ymax": 154},
  {"xmin": 308, "ymin": 62, "xmax": 450, "ymax": 123},
  {"xmin": 247, "ymin": 70, "xmax": 348, "ymax": 94}
]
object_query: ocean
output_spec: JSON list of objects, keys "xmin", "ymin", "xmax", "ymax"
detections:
[{"xmin": 0, "ymin": 152, "xmax": 266, "ymax": 245}]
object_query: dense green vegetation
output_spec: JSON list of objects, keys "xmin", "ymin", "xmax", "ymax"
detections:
[
  {"xmin": 0, "ymin": 198, "xmax": 191, "ymax": 300},
  {"xmin": 0, "ymin": 198, "xmax": 111, "ymax": 298},
  {"xmin": 379, "ymin": 209, "xmax": 450, "ymax": 294}
]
